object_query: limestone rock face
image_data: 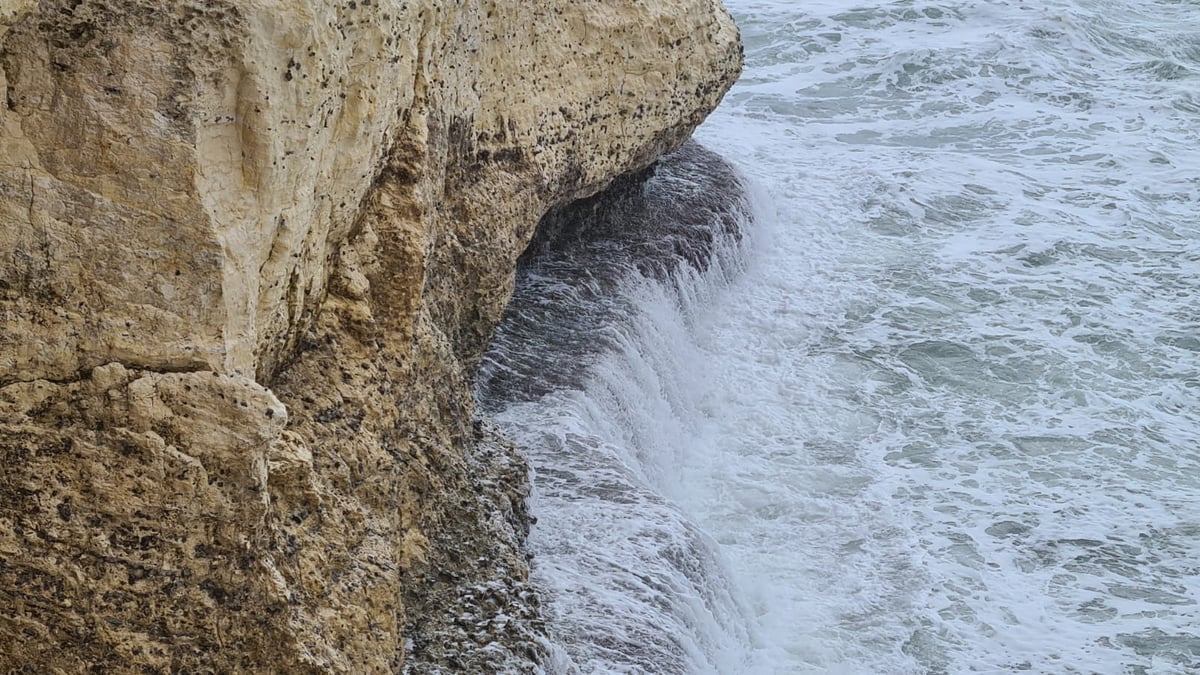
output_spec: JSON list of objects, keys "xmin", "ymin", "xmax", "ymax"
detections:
[{"xmin": 0, "ymin": 0, "xmax": 740, "ymax": 671}]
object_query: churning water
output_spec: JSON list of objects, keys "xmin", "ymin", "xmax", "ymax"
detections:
[{"xmin": 480, "ymin": 1, "xmax": 1200, "ymax": 673}]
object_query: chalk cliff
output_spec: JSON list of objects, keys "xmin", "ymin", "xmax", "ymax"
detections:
[{"xmin": 0, "ymin": 0, "xmax": 740, "ymax": 670}]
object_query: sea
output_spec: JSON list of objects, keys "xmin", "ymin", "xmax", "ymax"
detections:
[{"xmin": 477, "ymin": 0, "xmax": 1200, "ymax": 673}]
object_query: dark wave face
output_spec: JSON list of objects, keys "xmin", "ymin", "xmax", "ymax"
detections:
[{"xmin": 478, "ymin": 141, "xmax": 749, "ymax": 408}]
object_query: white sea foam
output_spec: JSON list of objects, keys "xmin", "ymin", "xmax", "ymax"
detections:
[
  {"xmin": 487, "ymin": 0, "xmax": 1200, "ymax": 673},
  {"xmin": 693, "ymin": 0, "xmax": 1200, "ymax": 672}
]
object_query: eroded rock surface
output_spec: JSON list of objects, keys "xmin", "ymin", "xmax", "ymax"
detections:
[{"xmin": 0, "ymin": 0, "xmax": 740, "ymax": 670}]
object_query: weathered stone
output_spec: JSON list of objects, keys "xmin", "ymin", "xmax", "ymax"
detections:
[{"xmin": 0, "ymin": 0, "xmax": 740, "ymax": 670}]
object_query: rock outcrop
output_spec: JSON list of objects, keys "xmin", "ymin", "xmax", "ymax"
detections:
[{"xmin": 0, "ymin": 0, "xmax": 740, "ymax": 671}]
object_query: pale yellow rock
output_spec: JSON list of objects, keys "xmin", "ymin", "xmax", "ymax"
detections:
[
  {"xmin": 0, "ymin": 0, "xmax": 741, "ymax": 670},
  {"xmin": 1, "ymin": 0, "xmax": 738, "ymax": 385},
  {"xmin": 0, "ymin": 1, "xmax": 34, "ymax": 41}
]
